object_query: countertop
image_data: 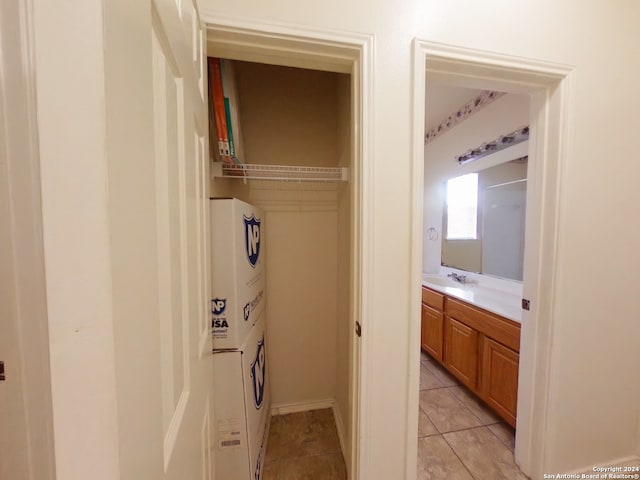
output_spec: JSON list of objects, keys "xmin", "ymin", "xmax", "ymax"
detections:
[{"xmin": 422, "ymin": 274, "xmax": 522, "ymax": 323}]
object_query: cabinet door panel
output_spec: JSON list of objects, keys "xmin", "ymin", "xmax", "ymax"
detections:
[
  {"xmin": 444, "ymin": 317, "xmax": 478, "ymax": 389},
  {"xmin": 481, "ymin": 337, "xmax": 519, "ymax": 427},
  {"xmin": 421, "ymin": 303, "xmax": 443, "ymax": 361}
]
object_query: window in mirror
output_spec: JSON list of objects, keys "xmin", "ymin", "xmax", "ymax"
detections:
[{"xmin": 446, "ymin": 173, "xmax": 478, "ymax": 240}]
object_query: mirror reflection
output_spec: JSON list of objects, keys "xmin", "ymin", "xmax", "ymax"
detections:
[{"xmin": 442, "ymin": 157, "xmax": 527, "ymax": 281}]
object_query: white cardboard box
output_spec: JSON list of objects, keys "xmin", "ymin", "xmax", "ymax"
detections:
[
  {"xmin": 212, "ymin": 311, "xmax": 270, "ymax": 480},
  {"xmin": 210, "ymin": 198, "xmax": 265, "ymax": 350}
]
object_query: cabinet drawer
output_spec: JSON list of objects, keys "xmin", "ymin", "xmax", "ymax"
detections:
[
  {"xmin": 447, "ymin": 298, "xmax": 520, "ymax": 353},
  {"xmin": 421, "ymin": 286, "xmax": 444, "ymax": 311}
]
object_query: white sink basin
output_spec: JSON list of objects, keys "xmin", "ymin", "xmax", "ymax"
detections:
[
  {"xmin": 422, "ymin": 275, "xmax": 464, "ymax": 288},
  {"xmin": 422, "ymin": 273, "xmax": 522, "ymax": 323}
]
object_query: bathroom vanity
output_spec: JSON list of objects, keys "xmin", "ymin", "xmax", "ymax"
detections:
[{"xmin": 421, "ymin": 277, "xmax": 521, "ymax": 427}]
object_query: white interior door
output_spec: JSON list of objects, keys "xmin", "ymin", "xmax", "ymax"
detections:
[
  {"xmin": 0, "ymin": 115, "xmax": 30, "ymax": 480},
  {"xmin": 0, "ymin": 2, "xmax": 55, "ymax": 478},
  {"xmin": 150, "ymin": 1, "xmax": 212, "ymax": 478}
]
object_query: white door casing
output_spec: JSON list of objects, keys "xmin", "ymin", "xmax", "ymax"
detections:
[
  {"xmin": 201, "ymin": 13, "xmax": 373, "ymax": 479},
  {"xmin": 411, "ymin": 39, "xmax": 573, "ymax": 479}
]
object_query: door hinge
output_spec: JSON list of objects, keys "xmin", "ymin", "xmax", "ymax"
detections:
[
  {"xmin": 0, "ymin": 361, "xmax": 5, "ymax": 381},
  {"xmin": 522, "ymin": 298, "xmax": 531, "ymax": 311},
  {"xmin": 355, "ymin": 321, "xmax": 362, "ymax": 338}
]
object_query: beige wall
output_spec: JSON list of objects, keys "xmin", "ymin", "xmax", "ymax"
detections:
[
  {"xmin": 261, "ymin": 205, "xmax": 339, "ymax": 406},
  {"xmin": 234, "ymin": 61, "xmax": 341, "ymax": 167},
  {"xmin": 199, "ymin": 0, "xmax": 640, "ymax": 476}
]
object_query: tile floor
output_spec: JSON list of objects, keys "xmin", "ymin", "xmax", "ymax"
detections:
[
  {"xmin": 261, "ymin": 354, "xmax": 527, "ymax": 479},
  {"xmin": 263, "ymin": 408, "xmax": 346, "ymax": 480},
  {"xmin": 418, "ymin": 351, "xmax": 528, "ymax": 480}
]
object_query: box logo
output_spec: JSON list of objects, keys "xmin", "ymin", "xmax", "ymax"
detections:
[
  {"xmin": 211, "ymin": 298, "xmax": 227, "ymax": 315},
  {"xmin": 211, "ymin": 298, "xmax": 229, "ymax": 339},
  {"xmin": 243, "ymin": 215, "xmax": 261, "ymax": 268},
  {"xmin": 250, "ymin": 336, "xmax": 266, "ymax": 409}
]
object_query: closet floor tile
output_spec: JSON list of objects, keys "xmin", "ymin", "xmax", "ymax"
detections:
[
  {"xmin": 265, "ymin": 409, "xmax": 346, "ymax": 480},
  {"xmin": 277, "ymin": 408, "xmax": 341, "ymax": 459},
  {"xmin": 279, "ymin": 454, "xmax": 346, "ymax": 480}
]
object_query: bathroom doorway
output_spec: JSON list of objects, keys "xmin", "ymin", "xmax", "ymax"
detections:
[
  {"xmin": 409, "ymin": 40, "xmax": 572, "ymax": 479},
  {"xmin": 419, "ymin": 83, "xmax": 529, "ymax": 477}
]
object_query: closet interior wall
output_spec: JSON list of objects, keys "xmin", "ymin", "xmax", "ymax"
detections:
[{"xmin": 209, "ymin": 61, "xmax": 353, "ymax": 447}]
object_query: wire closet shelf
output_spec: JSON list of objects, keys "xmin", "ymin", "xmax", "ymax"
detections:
[{"xmin": 213, "ymin": 163, "xmax": 349, "ymax": 182}]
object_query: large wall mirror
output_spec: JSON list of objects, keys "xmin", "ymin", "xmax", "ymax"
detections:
[{"xmin": 442, "ymin": 157, "xmax": 527, "ymax": 281}]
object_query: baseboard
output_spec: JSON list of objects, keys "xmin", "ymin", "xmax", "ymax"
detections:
[
  {"xmin": 562, "ymin": 455, "xmax": 640, "ymax": 477},
  {"xmin": 270, "ymin": 398, "xmax": 335, "ymax": 416},
  {"xmin": 269, "ymin": 398, "xmax": 348, "ymax": 462},
  {"xmin": 332, "ymin": 402, "xmax": 347, "ymax": 458}
]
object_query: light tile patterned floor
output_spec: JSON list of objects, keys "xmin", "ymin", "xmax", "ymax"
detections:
[
  {"xmin": 262, "ymin": 354, "xmax": 527, "ymax": 479},
  {"xmin": 418, "ymin": 351, "xmax": 529, "ymax": 480},
  {"xmin": 263, "ymin": 408, "xmax": 346, "ymax": 480}
]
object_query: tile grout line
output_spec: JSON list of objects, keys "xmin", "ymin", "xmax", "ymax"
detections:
[
  {"xmin": 422, "ymin": 407, "xmax": 443, "ymax": 436},
  {"xmin": 485, "ymin": 423, "xmax": 516, "ymax": 452},
  {"xmin": 418, "ymin": 385, "xmax": 451, "ymax": 392},
  {"xmin": 266, "ymin": 409, "xmax": 347, "ymax": 480},
  {"xmin": 421, "ymin": 354, "xmax": 520, "ymax": 475},
  {"xmin": 416, "ymin": 411, "xmax": 481, "ymax": 480},
  {"xmin": 419, "ymin": 371, "xmax": 509, "ymax": 478},
  {"xmin": 445, "ymin": 385, "xmax": 498, "ymax": 428},
  {"xmin": 440, "ymin": 430, "xmax": 480, "ymax": 480}
]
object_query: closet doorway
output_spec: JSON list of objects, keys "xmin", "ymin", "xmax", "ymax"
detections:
[{"xmin": 204, "ymin": 16, "xmax": 374, "ymax": 479}]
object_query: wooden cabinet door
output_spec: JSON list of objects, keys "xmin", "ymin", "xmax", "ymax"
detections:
[
  {"xmin": 421, "ymin": 303, "xmax": 443, "ymax": 361},
  {"xmin": 481, "ymin": 337, "xmax": 519, "ymax": 427},
  {"xmin": 444, "ymin": 317, "xmax": 478, "ymax": 389}
]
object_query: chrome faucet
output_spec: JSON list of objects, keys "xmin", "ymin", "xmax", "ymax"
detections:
[{"xmin": 447, "ymin": 272, "xmax": 467, "ymax": 284}]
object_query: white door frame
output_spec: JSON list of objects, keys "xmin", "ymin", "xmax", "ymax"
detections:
[
  {"xmin": 199, "ymin": 13, "xmax": 374, "ymax": 479},
  {"xmin": 410, "ymin": 39, "xmax": 573, "ymax": 478}
]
